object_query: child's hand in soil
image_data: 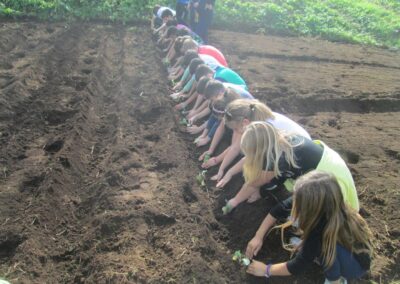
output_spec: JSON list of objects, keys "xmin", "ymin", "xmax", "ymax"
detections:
[
  {"xmin": 246, "ymin": 260, "xmax": 267, "ymax": 277},
  {"xmin": 202, "ymin": 157, "xmax": 218, "ymax": 169},
  {"xmin": 187, "ymin": 125, "xmax": 202, "ymax": 134},
  {"xmin": 188, "ymin": 115, "xmax": 198, "ymax": 125},
  {"xmin": 196, "ymin": 136, "xmax": 210, "ymax": 147},
  {"xmin": 246, "ymin": 236, "xmax": 263, "ymax": 259},
  {"xmin": 173, "ymin": 82, "xmax": 182, "ymax": 91},
  {"xmin": 199, "ymin": 150, "xmax": 213, "ymax": 161},
  {"xmin": 216, "ymin": 172, "xmax": 233, "ymax": 188},
  {"xmin": 175, "ymin": 102, "xmax": 187, "ymax": 110},
  {"xmin": 211, "ymin": 170, "xmax": 224, "ymax": 181},
  {"xmin": 170, "ymin": 92, "xmax": 182, "ymax": 99}
]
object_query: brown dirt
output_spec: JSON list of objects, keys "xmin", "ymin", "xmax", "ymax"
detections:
[{"xmin": 0, "ymin": 22, "xmax": 399, "ymax": 284}]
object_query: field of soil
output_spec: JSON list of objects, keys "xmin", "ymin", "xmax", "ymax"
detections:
[{"xmin": 0, "ymin": 21, "xmax": 399, "ymax": 283}]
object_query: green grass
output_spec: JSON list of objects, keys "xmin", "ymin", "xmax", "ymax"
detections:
[{"xmin": 0, "ymin": 0, "xmax": 399, "ymax": 49}]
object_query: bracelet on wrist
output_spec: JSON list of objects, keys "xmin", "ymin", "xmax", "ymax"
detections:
[{"xmin": 264, "ymin": 263, "xmax": 272, "ymax": 278}]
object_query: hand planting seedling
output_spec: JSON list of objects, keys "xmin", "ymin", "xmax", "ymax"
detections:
[
  {"xmin": 162, "ymin": 58, "xmax": 170, "ymax": 66},
  {"xmin": 203, "ymin": 153, "xmax": 211, "ymax": 163},
  {"xmin": 180, "ymin": 117, "xmax": 188, "ymax": 125},
  {"xmin": 232, "ymin": 250, "xmax": 251, "ymax": 266},
  {"xmin": 179, "ymin": 117, "xmax": 192, "ymax": 127},
  {"xmin": 196, "ymin": 170, "xmax": 207, "ymax": 187}
]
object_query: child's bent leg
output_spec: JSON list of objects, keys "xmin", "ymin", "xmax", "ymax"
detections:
[{"xmin": 324, "ymin": 244, "xmax": 366, "ymax": 282}]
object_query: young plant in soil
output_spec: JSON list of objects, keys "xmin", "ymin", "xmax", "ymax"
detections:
[
  {"xmin": 232, "ymin": 250, "xmax": 251, "ymax": 266},
  {"xmin": 203, "ymin": 153, "xmax": 211, "ymax": 163},
  {"xmin": 196, "ymin": 170, "xmax": 207, "ymax": 187},
  {"xmin": 179, "ymin": 117, "xmax": 192, "ymax": 127}
]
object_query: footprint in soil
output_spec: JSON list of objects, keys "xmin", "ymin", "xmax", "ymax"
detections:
[
  {"xmin": 13, "ymin": 51, "xmax": 25, "ymax": 59},
  {"xmin": 182, "ymin": 183, "xmax": 198, "ymax": 203},
  {"xmin": 144, "ymin": 211, "xmax": 176, "ymax": 226},
  {"xmin": 131, "ymin": 106, "xmax": 166, "ymax": 124},
  {"xmin": 43, "ymin": 109, "xmax": 78, "ymax": 125},
  {"xmin": 19, "ymin": 173, "xmax": 45, "ymax": 193},
  {"xmin": 0, "ymin": 233, "xmax": 25, "ymax": 259},
  {"xmin": 105, "ymin": 171, "xmax": 124, "ymax": 187},
  {"xmin": 0, "ymin": 61, "xmax": 13, "ymax": 70},
  {"xmin": 81, "ymin": 69, "xmax": 92, "ymax": 75},
  {"xmin": 384, "ymin": 149, "xmax": 400, "ymax": 161},
  {"xmin": 149, "ymin": 157, "xmax": 177, "ymax": 172},
  {"xmin": 83, "ymin": 58, "xmax": 94, "ymax": 64},
  {"xmin": 144, "ymin": 134, "xmax": 160, "ymax": 142},
  {"xmin": 343, "ymin": 150, "xmax": 360, "ymax": 164},
  {"xmin": 0, "ymin": 74, "xmax": 15, "ymax": 89},
  {"xmin": 43, "ymin": 139, "xmax": 64, "ymax": 154}
]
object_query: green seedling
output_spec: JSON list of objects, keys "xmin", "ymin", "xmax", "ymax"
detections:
[
  {"xmin": 162, "ymin": 58, "xmax": 170, "ymax": 66},
  {"xmin": 196, "ymin": 170, "xmax": 207, "ymax": 187},
  {"xmin": 180, "ymin": 117, "xmax": 188, "ymax": 125},
  {"xmin": 232, "ymin": 250, "xmax": 251, "ymax": 266},
  {"xmin": 179, "ymin": 118, "xmax": 192, "ymax": 127},
  {"xmin": 203, "ymin": 153, "xmax": 211, "ymax": 163},
  {"xmin": 171, "ymin": 79, "xmax": 176, "ymax": 86}
]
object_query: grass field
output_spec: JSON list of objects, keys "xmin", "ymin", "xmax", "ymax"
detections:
[{"xmin": 1, "ymin": 0, "xmax": 399, "ymax": 49}]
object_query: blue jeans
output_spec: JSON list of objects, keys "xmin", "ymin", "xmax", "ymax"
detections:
[
  {"xmin": 324, "ymin": 244, "xmax": 367, "ymax": 281},
  {"xmin": 206, "ymin": 115, "xmax": 220, "ymax": 138}
]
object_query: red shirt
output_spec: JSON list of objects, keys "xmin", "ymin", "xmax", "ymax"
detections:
[{"xmin": 198, "ymin": 45, "xmax": 228, "ymax": 67}]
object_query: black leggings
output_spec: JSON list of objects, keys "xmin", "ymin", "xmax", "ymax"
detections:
[{"xmin": 176, "ymin": 3, "xmax": 188, "ymax": 26}]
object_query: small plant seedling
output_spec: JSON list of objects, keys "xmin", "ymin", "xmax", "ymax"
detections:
[
  {"xmin": 179, "ymin": 117, "xmax": 192, "ymax": 127},
  {"xmin": 232, "ymin": 250, "xmax": 251, "ymax": 266},
  {"xmin": 203, "ymin": 153, "xmax": 211, "ymax": 163},
  {"xmin": 196, "ymin": 170, "xmax": 207, "ymax": 187},
  {"xmin": 180, "ymin": 117, "xmax": 188, "ymax": 125},
  {"xmin": 162, "ymin": 58, "xmax": 170, "ymax": 66}
]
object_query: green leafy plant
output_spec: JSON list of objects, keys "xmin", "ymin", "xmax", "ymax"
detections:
[
  {"xmin": 203, "ymin": 153, "xmax": 211, "ymax": 163},
  {"xmin": 232, "ymin": 250, "xmax": 251, "ymax": 266},
  {"xmin": 196, "ymin": 170, "xmax": 207, "ymax": 187},
  {"xmin": 179, "ymin": 117, "xmax": 191, "ymax": 126}
]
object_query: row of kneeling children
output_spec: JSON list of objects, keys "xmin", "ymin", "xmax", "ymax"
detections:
[{"xmin": 151, "ymin": 8, "xmax": 373, "ymax": 284}]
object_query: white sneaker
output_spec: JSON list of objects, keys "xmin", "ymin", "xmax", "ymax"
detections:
[{"xmin": 324, "ymin": 277, "xmax": 347, "ymax": 284}]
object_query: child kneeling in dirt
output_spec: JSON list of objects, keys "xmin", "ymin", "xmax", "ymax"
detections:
[
  {"xmin": 152, "ymin": 6, "xmax": 176, "ymax": 35},
  {"xmin": 193, "ymin": 84, "xmax": 242, "ymax": 147},
  {"xmin": 200, "ymin": 99, "xmax": 310, "ymax": 188},
  {"xmin": 222, "ymin": 122, "xmax": 359, "ymax": 215},
  {"xmin": 245, "ymin": 170, "xmax": 372, "ymax": 284},
  {"xmin": 174, "ymin": 64, "xmax": 246, "ymax": 113}
]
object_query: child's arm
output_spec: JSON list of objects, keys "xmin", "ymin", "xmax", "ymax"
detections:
[
  {"xmin": 245, "ymin": 213, "xmax": 277, "ymax": 258},
  {"xmin": 175, "ymin": 91, "xmax": 199, "ymax": 110},
  {"xmin": 187, "ymin": 93, "xmax": 205, "ymax": 114},
  {"xmin": 188, "ymin": 100, "xmax": 209, "ymax": 122},
  {"xmin": 213, "ymin": 131, "xmax": 241, "ymax": 180},
  {"xmin": 216, "ymin": 157, "xmax": 245, "ymax": 188},
  {"xmin": 187, "ymin": 121, "xmax": 207, "ymax": 134},
  {"xmin": 247, "ymin": 261, "xmax": 291, "ymax": 277},
  {"xmin": 199, "ymin": 122, "xmax": 226, "ymax": 161}
]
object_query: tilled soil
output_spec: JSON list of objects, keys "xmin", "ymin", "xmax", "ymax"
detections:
[{"xmin": 0, "ymin": 22, "xmax": 399, "ymax": 284}]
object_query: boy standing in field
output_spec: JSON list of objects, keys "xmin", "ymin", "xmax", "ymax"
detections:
[
  {"xmin": 176, "ymin": 0, "xmax": 189, "ymax": 25},
  {"xmin": 197, "ymin": 0, "xmax": 215, "ymax": 43}
]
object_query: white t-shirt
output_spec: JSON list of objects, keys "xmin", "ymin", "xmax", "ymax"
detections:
[
  {"xmin": 157, "ymin": 7, "xmax": 176, "ymax": 19},
  {"xmin": 199, "ymin": 54, "xmax": 222, "ymax": 71},
  {"xmin": 268, "ymin": 112, "xmax": 311, "ymax": 139}
]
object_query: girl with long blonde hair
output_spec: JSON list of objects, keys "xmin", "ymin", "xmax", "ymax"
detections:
[
  {"xmin": 200, "ymin": 99, "xmax": 310, "ymax": 189},
  {"xmin": 245, "ymin": 170, "xmax": 372, "ymax": 284},
  {"xmin": 222, "ymin": 122, "xmax": 359, "ymax": 214}
]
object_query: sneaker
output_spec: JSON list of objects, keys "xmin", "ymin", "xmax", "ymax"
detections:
[{"xmin": 324, "ymin": 277, "xmax": 347, "ymax": 284}]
